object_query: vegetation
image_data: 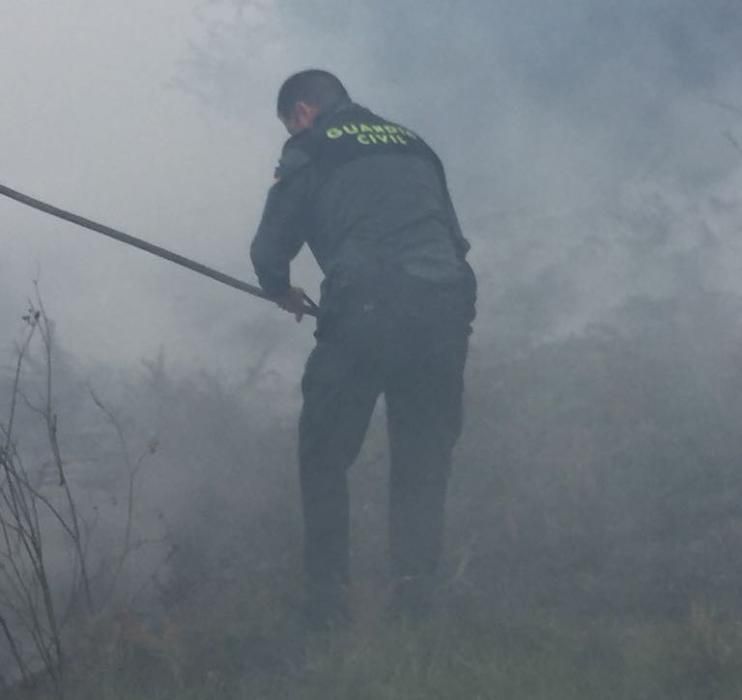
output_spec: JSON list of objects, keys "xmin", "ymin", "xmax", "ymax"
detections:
[
  {"xmin": 2, "ymin": 282, "xmax": 742, "ymax": 698},
  {"xmin": 8, "ymin": 593, "xmax": 742, "ymax": 698}
]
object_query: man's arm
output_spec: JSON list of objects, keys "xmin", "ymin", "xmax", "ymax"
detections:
[
  {"xmin": 430, "ymin": 152, "xmax": 471, "ymax": 259},
  {"xmin": 250, "ymin": 143, "xmax": 314, "ymax": 300}
]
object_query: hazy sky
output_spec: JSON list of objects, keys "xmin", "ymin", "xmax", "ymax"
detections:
[
  {"xmin": 2, "ymin": 1, "xmax": 741, "ymax": 374},
  {"xmin": 1, "ymin": 0, "xmax": 292, "ymax": 373}
]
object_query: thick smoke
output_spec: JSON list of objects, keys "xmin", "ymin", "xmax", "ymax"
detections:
[
  {"xmin": 178, "ymin": 0, "xmax": 742, "ymax": 350},
  {"xmin": 2, "ymin": 1, "xmax": 742, "ymax": 692}
]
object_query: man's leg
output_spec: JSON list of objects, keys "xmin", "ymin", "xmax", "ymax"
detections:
[
  {"xmin": 385, "ymin": 329, "xmax": 469, "ymax": 613},
  {"xmin": 299, "ymin": 339, "xmax": 381, "ymax": 623}
]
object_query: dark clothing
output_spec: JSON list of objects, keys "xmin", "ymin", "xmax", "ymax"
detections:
[
  {"xmin": 250, "ymin": 100, "xmax": 476, "ymax": 612},
  {"xmin": 299, "ymin": 274, "xmax": 474, "ymax": 591},
  {"xmin": 250, "ymin": 101, "xmax": 472, "ymax": 303}
]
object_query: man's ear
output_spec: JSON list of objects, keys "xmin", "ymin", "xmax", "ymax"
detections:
[{"xmin": 295, "ymin": 101, "xmax": 320, "ymax": 128}]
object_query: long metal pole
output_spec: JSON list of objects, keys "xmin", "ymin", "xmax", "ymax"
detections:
[{"xmin": 0, "ymin": 182, "xmax": 318, "ymax": 317}]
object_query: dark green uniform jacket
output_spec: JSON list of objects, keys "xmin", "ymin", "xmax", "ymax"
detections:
[{"xmin": 250, "ymin": 100, "xmax": 473, "ymax": 309}]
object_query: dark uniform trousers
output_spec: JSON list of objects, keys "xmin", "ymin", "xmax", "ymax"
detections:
[{"xmin": 298, "ymin": 269, "xmax": 475, "ymax": 605}]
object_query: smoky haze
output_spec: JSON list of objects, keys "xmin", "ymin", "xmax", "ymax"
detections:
[
  {"xmin": 3, "ymin": 1, "xmax": 742, "ymax": 369},
  {"xmin": 1, "ymin": 0, "xmax": 308, "ymax": 374},
  {"xmin": 3, "ymin": 0, "xmax": 742, "ymax": 694},
  {"xmin": 2, "ymin": 1, "xmax": 741, "ymax": 367}
]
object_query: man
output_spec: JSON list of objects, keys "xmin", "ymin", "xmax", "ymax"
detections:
[{"xmin": 251, "ymin": 69, "xmax": 476, "ymax": 624}]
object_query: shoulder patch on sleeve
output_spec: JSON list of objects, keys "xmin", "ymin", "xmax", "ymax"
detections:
[{"xmin": 274, "ymin": 143, "xmax": 312, "ymax": 182}]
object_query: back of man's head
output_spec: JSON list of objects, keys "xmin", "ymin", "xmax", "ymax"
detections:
[{"xmin": 277, "ymin": 70, "xmax": 349, "ymax": 119}]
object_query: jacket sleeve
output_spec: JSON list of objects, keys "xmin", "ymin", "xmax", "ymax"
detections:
[
  {"xmin": 443, "ymin": 189, "xmax": 471, "ymax": 259},
  {"xmin": 431, "ymin": 153, "xmax": 471, "ymax": 259},
  {"xmin": 250, "ymin": 142, "xmax": 314, "ymax": 297}
]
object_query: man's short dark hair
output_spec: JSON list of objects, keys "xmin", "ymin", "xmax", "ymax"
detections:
[{"xmin": 277, "ymin": 70, "xmax": 349, "ymax": 119}]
